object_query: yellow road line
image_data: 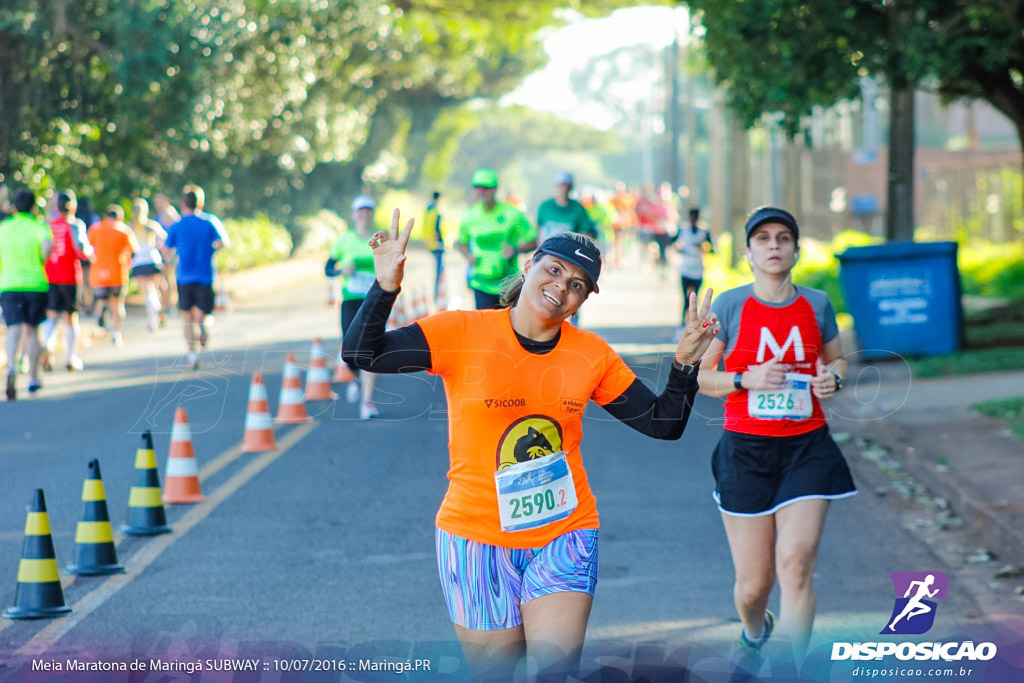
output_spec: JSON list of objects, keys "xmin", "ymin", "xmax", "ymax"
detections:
[{"xmin": 10, "ymin": 421, "xmax": 316, "ymax": 655}]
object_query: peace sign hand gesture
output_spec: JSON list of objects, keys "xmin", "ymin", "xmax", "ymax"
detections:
[
  {"xmin": 675, "ymin": 289, "xmax": 720, "ymax": 365},
  {"xmin": 368, "ymin": 208, "xmax": 415, "ymax": 293}
]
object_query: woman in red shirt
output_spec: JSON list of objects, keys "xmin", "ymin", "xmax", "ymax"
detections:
[{"xmin": 697, "ymin": 207, "xmax": 856, "ymax": 673}]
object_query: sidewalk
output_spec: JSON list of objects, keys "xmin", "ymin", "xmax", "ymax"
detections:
[{"xmin": 834, "ymin": 356, "xmax": 1024, "ymax": 567}]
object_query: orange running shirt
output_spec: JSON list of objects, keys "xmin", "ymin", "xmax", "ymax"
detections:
[
  {"xmin": 417, "ymin": 308, "xmax": 637, "ymax": 548},
  {"xmin": 88, "ymin": 219, "xmax": 139, "ymax": 288}
]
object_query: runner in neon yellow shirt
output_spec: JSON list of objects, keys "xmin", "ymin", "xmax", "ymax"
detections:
[
  {"xmin": 456, "ymin": 169, "xmax": 537, "ymax": 309},
  {"xmin": 0, "ymin": 189, "xmax": 53, "ymax": 399},
  {"xmin": 326, "ymin": 195, "xmax": 382, "ymax": 418}
]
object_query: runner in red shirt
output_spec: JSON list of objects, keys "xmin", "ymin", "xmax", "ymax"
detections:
[
  {"xmin": 697, "ymin": 207, "xmax": 856, "ymax": 673},
  {"xmin": 41, "ymin": 191, "xmax": 91, "ymax": 371}
]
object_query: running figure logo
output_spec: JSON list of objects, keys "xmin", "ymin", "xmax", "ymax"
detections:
[{"xmin": 881, "ymin": 571, "xmax": 948, "ymax": 635}]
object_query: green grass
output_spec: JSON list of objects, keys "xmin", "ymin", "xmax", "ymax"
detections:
[
  {"xmin": 972, "ymin": 396, "xmax": 1024, "ymax": 441},
  {"xmin": 907, "ymin": 299, "xmax": 1024, "ymax": 378},
  {"xmin": 963, "ymin": 298, "xmax": 1024, "ymax": 348},
  {"xmin": 908, "ymin": 347, "xmax": 1024, "ymax": 378}
]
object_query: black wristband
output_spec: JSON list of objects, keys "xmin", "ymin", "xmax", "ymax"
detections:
[{"xmin": 733, "ymin": 372, "xmax": 744, "ymax": 391}]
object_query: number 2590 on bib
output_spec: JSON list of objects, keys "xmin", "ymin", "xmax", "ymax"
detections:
[{"xmin": 495, "ymin": 451, "xmax": 578, "ymax": 533}]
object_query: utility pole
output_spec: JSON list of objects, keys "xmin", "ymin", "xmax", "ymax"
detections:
[
  {"xmin": 666, "ymin": 11, "xmax": 680, "ymax": 193},
  {"xmin": 684, "ymin": 11, "xmax": 699, "ymax": 207}
]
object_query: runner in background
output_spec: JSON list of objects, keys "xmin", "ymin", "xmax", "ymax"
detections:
[
  {"xmin": 535, "ymin": 172, "xmax": 595, "ymax": 243},
  {"xmin": 536, "ymin": 172, "xmax": 596, "ymax": 327},
  {"xmin": 74, "ymin": 196, "xmax": 100, "ymax": 315},
  {"xmin": 87, "ymin": 205, "xmax": 139, "ymax": 347},
  {"xmin": 634, "ymin": 186, "xmax": 669, "ymax": 276},
  {"xmin": 422, "ymin": 191, "xmax": 445, "ymax": 301},
  {"xmin": 152, "ymin": 192, "xmax": 181, "ymax": 317},
  {"xmin": 163, "ymin": 185, "xmax": 228, "ymax": 370},
  {"xmin": 456, "ymin": 169, "xmax": 537, "ymax": 310},
  {"xmin": 608, "ymin": 183, "xmax": 637, "ymax": 268},
  {"xmin": 343, "ymin": 210, "xmax": 720, "ymax": 679},
  {"xmin": 1, "ymin": 189, "xmax": 52, "ymax": 399},
  {"xmin": 695, "ymin": 206, "xmax": 856, "ymax": 674},
  {"xmin": 41, "ymin": 190, "xmax": 91, "ymax": 372},
  {"xmin": 671, "ymin": 206, "xmax": 714, "ymax": 342},
  {"xmin": 325, "ymin": 194, "xmax": 381, "ymax": 419},
  {"xmin": 582, "ymin": 190, "xmax": 616, "ymax": 269},
  {"xmin": 129, "ymin": 198, "xmax": 168, "ymax": 332}
]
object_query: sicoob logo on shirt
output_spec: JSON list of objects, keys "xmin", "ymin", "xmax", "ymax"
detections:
[
  {"xmin": 881, "ymin": 571, "xmax": 948, "ymax": 635},
  {"xmin": 484, "ymin": 398, "xmax": 526, "ymax": 408},
  {"xmin": 495, "ymin": 416, "xmax": 563, "ymax": 470}
]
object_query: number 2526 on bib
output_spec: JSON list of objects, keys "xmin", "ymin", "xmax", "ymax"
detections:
[{"xmin": 495, "ymin": 451, "xmax": 578, "ymax": 533}]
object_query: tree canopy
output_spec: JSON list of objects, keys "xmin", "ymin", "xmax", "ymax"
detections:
[
  {"xmin": 688, "ymin": 0, "xmax": 1024, "ymax": 152},
  {"xmin": 0, "ymin": 0, "xmax": 632, "ymax": 218}
]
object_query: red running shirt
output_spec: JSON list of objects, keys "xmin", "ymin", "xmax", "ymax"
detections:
[
  {"xmin": 46, "ymin": 215, "xmax": 87, "ymax": 285},
  {"xmin": 723, "ymin": 295, "xmax": 825, "ymax": 437}
]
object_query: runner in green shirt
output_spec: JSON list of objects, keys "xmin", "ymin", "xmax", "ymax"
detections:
[
  {"xmin": 536, "ymin": 172, "xmax": 596, "ymax": 243},
  {"xmin": 536, "ymin": 172, "xmax": 597, "ymax": 326},
  {"xmin": 456, "ymin": 169, "xmax": 537, "ymax": 309},
  {"xmin": 0, "ymin": 189, "xmax": 53, "ymax": 399},
  {"xmin": 326, "ymin": 194, "xmax": 382, "ymax": 418}
]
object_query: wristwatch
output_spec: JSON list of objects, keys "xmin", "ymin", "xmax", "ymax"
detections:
[
  {"xmin": 674, "ymin": 359, "xmax": 701, "ymax": 375},
  {"xmin": 675, "ymin": 359, "xmax": 701, "ymax": 375},
  {"xmin": 833, "ymin": 372, "xmax": 845, "ymax": 392},
  {"xmin": 733, "ymin": 372, "xmax": 744, "ymax": 391}
]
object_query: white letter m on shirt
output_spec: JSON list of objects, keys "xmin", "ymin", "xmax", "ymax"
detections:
[{"xmin": 757, "ymin": 326, "xmax": 805, "ymax": 363}]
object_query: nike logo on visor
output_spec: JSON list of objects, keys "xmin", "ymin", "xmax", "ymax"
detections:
[{"xmin": 574, "ymin": 249, "xmax": 594, "ymax": 262}]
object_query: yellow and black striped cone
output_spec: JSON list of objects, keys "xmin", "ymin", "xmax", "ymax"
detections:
[
  {"xmin": 67, "ymin": 459, "xmax": 124, "ymax": 576},
  {"xmin": 3, "ymin": 489, "xmax": 72, "ymax": 619},
  {"xmin": 121, "ymin": 431, "xmax": 172, "ymax": 536}
]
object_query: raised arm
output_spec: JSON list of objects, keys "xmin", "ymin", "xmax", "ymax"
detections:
[
  {"xmin": 602, "ymin": 289, "xmax": 720, "ymax": 439},
  {"xmin": 342, "ymin": 209, "xmax": 432, "ymax": 374}
]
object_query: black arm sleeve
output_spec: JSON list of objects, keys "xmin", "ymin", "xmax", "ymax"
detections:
[
  {"xmin": 600, "ymin": 365, "xmax": 699, "ymax": 440},
  {"xmin": 341, "ymin": 281, "xmax": 432, "ymax": 373}
]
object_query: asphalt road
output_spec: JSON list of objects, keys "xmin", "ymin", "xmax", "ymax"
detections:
[{"xmin": 0, "ymin": 252, "xmax": 1019, "ymax": 681}]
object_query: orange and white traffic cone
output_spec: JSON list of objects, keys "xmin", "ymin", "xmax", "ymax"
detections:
[
  {"xmin": 333, "ymin": 343, "xmax": 356, "ymax": 383},
  {"xmin": 242, "ymin": 373, "xmax": 277, "ymax": 453},
  {"xmin": 305, "ymin": 339, "xmax": 336, "ymax": 401},
  {"xmin": 276, "ymin": 353, "xmax": 311, "ymax": 423},
  {"xmin": 163, "ymin": 407, "xmax": 205, "ymax": 503}
]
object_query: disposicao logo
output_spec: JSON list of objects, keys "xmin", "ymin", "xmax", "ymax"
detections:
[
  {"xmin": 831, "ymin": 571, "xmax": 997, "ymax": 663},
  {"xmin": 882, "ymin": 571, "xmax": 948, "ymax": 635}
]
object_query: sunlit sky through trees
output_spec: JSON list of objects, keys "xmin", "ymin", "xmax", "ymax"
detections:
[{"xmin": 508, "ymin": 6, "xmax": 690, "ymax": 130}]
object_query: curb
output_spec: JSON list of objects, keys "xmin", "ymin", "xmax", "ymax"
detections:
[{"xmin": 871, "ymin": 418, "xmax": 1024, "ymax": 568}]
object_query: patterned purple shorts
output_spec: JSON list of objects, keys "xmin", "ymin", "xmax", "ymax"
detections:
[{"xmin": 435, "ymin": 527, "xmax": 599, "ymax": 630}]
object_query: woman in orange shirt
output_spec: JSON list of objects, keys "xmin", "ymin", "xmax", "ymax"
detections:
[
  {"xmin": 87, "ymin": 205, "xmax": 139, "ymax": 346},
  {"xmin": 343, "ymin": 210, "xmax": 720, "ymax": 679}
]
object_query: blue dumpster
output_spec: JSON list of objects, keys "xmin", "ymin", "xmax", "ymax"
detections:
[{"xmin": 837, "ymin": 241, "xmax": 963, "ymax": 358}]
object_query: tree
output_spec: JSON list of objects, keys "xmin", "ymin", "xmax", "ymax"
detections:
[
  {"xmin": 687, "ymin": 0, "xmax": 1024, "ymax": 241},
  {"xmin": 447, "ymin": 105, "xmax": 623, "ymax": 186},
  {"xmin": 0, "ymin": 0, "xmax": 638, "ymax": 222}
]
